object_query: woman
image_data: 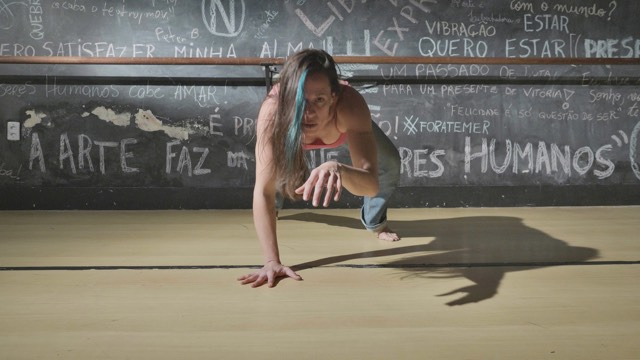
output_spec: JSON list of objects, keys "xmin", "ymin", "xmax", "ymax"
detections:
[{"xmin": 238, "ymin": 49, "xmax": 401, "ymax": 287}]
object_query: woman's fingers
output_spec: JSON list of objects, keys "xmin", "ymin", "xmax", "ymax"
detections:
[
  {"xmin": 322, "ymin": 170, "xmax": 338, "ymax": 207},
  {"xmin": 298, "ymin": 168, "xmax": 340, "ymax": 207},
  {"xmin": 238, "ymin": 271, "xmax": 267, "ymax": 287},
  {"xmin": 295, "ymin": 171, "xmax": 319, "ymax": 201},
  {"xmin": 296, "ymin": 164, "xmax": 342, "ymax": 205},
  {"xmin": 313, "ymin": 172, "xmax": 327, "ymax": 207},
  {"xmin": 334, "ymin": 174, "xmax": 342, "ymax": 202},
  {"xmin": 239, "ymin": 273, "xmax": 257, "ymax": 285},
  {"xmin": 285, "ymin": 267, "xmax": 303, "ymax": 281},
  {"xmin": 267, "ymin": 271, "xmax": 276, "ymax": 288},
  {"xmin": 238, "ymin": 265, "xmax": 302, "ymax": 287},
  {"xmin": 251, "ymin": 273, "xmax": 268, "ymax": 288},
  {"xmin": 251, "ymin": 280, "xmax": 264, "ymax": 288},
  {"xmin": 324, "ymin": 169, "xmax": 342, "ymax": 206}
]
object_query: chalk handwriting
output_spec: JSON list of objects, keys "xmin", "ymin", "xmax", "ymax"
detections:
[
  {"xmin": 0, "ymin": 162, "xmax": 22, "ymax": 180},
  {"xmin": 41, "ymin": 41, "xmax": 131, "ymax": 57},
  {"xmin": 373, "ymin": 0, "xmax": 438, "ymax": 55},
  {"xmin": 552, "ymin": 2, "xmax": 617, "ymax": 19},
  {"xmin": 465, "ymin": 136, "xmax": 615, "ymax": 179},
  {"xmin": 584, "ymin": 37, "xmax": 640, "ymax": 58},
  {"xmin": 399, "ymin": 147, "xmax": 445, "ymax": 178},
  {"xmin": 174, "ymin": 85, "xmax": 221, "ymax": 108},
  {"xmin": 425, "ymin": 20, "xmax": 497, "ymax": 38},
  {"xmin": 0, "ymin": 43, "xmax": 37, "ymax": 56},
  {"xmin": 259, "ymin": 31, "xmax": 371, "ymax": 57},
  {"xmin": 100, "ymin": 2, "xmax": 176, "ymax": 25},
  {"xmin": 505, "ymin": 38, "xmax": 566, "ymax": 58},
  {"xmin": 401, "ymin": 115, "xmax": 491, "ymax": 135},
  {"xmin": 628, "ymin": 102, "xmax": 639, "ymax": 117},
  {"xmin": 155, "ymin": 26, "xmax": 188, "ymax": 44},
  {"xmin": 523, "ymin": 14, "xmax": 570, "ymax": 34},
  {"xmin": 414, "ymin": 64, "xmax": 491, "ymax": 79},
  {"xmin": 227, "ymin": 151, "xmax": 249, "ymax": 169},
  {"xmin": 255, "ymin": 10, "xmax": 278, "ymax": 39},
  {"xmin": 0, "ymin": 82, "xmax": 36, "ymax": 97},
  {"xmin": 451, "ymin": 0, "xmax": 485, "ymax": 8},
  {"xmin": 29, "ymin": 0, "xmax": 44, "ymax": 40},
  {"xmin": 581, "ymin": 71, "xmax": 640, "ymax": 86},
  {"xmin": 166, "ymin": 141, "xmax": 211, "ymax": 175},
  {"xmin": 589, "ymin": 89, "xmax": 624, "ymax": 106},
  {"xmin": 46, "ymin": 78, "xmax": 120, "ymax": 99},
  {"xmin": 234, "ymin": 116, "xmax": 254, "ymax": 137},
  {"xmin": 2, "ymin": 0, "xmax": 639, "ymax": 188},
  {"xmin": 58, "ymin": 133, "xmax": 140, "ymax": 175},
  {"xmin": 174, "ymin": 43, "xmax": 237, "ymax": 58}
]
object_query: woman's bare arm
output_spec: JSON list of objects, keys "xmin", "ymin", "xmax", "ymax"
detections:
[
  {"xmin": 338, "ymin": 86, "xmax": 379, "ymax": 196},
  {"xmin": 238, "ymin": 97, "xmax": 302, "ymax": 287}
]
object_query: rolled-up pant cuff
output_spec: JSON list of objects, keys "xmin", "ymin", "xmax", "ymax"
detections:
[{"xmin": 361, "ymin": 207, "xmax": 387, "ymax": 233}]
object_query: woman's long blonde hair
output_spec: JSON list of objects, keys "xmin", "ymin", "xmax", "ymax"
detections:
[{"xmin": 265, "ymin": 49, "xmax": 341, "ymax": 200}]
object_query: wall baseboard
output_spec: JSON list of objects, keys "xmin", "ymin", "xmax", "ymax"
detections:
[{"xmin": 2, "ymin": 185, "xmax": 639, "ymax": 210}]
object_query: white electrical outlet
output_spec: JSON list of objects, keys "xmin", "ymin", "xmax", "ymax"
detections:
[{"xmin": 7, "ymin": 122, "xmax": 20, "ymax": 141}]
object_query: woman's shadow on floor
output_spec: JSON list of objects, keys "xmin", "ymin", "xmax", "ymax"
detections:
[{"xmin": 280, "ymin": 212, "xmax": 599, "ymax": 306}]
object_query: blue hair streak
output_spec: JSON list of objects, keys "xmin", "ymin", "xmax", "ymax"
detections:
[{"xmin": 285, "ymin": 68, "xmax": 308, "ymax": 171}]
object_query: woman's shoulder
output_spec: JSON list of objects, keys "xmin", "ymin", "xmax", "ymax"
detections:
[
  {"xmin": 337, "ymin": 84, "xmax": 367, "ymax": 113},
  {"xmin": 336, "ymin": 85, "xmax": 370, "ymax": 132}
]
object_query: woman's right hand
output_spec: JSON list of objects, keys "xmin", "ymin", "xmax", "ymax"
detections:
[
  {"xmin": 237, "ymin": 261, "xmax": 303, "ymax": 288},
  {"xmin": 295, "ymin": 161, "xmax": 342, "ymax": 207}
]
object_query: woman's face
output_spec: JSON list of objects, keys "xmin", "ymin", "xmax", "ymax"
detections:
[{"xmin": 301, "ymin": 72, "xmax": 336, "ymax": 136}]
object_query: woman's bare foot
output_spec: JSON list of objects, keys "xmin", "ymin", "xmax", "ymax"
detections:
[{"xmin": 376, "ymin": 226, "xmax": 401, "ymax": 242}]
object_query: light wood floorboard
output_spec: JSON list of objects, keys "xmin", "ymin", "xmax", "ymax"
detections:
[{"xmin": 1, "ymin": 207, "xmax": 638, "ymax": 359}]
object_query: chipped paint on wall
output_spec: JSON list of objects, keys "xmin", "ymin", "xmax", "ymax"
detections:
[
  {"xmin": 24, "ymin": 110, "xmax": 47, "ymax": 128},
  {"xmin": 23, "ymin": 107, "xmax": 192, "ymax": 141},
  {"xmin": 84, "ymin": 106, "xmax": 131, "ymax": 127},
  {"xmin": 134, "ymin": 109, "xmax": 191, "ymax": 140}
]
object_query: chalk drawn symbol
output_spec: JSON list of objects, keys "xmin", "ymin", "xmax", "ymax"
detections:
[
  {"xmin": 202, "ymin": 0, "xmax": 245, "ymax": 37},
  {"xmin": 0, "ymin": 1, "xmax": 28, "ymax": 30},
  {"xmin": 611, "ymin": 130, "xmax": 628, "ymax": 148},
  {"xmin": 403, "ymin": 117, "xmax": 419, "ymax": 135}
]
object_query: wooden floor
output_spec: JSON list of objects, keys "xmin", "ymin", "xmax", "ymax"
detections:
[{"xmin": 0, "ymin": 207, "xmax": 638, "ymax": 359}]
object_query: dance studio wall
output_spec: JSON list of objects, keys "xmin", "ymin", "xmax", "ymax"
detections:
[{"xmin": 1, "ymin": 0, "xmax": 639, "ymax": 209}]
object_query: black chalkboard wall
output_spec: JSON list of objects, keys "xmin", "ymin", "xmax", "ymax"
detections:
[{"xmin": 1, "ymin": 0, "xmax": 639, "ymax": 209}]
